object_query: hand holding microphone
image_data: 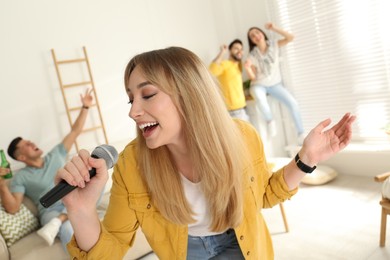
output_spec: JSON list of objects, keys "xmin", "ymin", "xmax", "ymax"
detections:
[{"xmin": 40, "ymin": 144, "xmax": 118, "ymax": 208}]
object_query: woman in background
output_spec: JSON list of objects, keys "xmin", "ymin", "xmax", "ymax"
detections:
[
  {"xmin": 245, "ymin": 23, "xmax": 304, "ymax": 141},
  {"xmin": 56, "ymin": 47, "xmax": 355, "ymax": 259}
]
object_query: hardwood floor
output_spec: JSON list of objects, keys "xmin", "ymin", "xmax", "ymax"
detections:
[{"xmin": 263, "ymin": 174, "xmax": 390, "ymax": 260}]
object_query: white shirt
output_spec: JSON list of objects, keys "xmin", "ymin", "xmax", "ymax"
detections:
[
  {"xmin": 249, "ymin": 40, "xmax": 282, "ymax": 87},
  {"xmin": 180, "ymin": 174, "xmax": 224, "ymax": 237}
]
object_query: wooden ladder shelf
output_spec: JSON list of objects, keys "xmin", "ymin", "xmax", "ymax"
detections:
[{"xmin": 51, "ymin": 46, "xmax": 108, "ymax": 152}]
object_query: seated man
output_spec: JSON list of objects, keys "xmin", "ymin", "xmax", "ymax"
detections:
[{"xmin": 0, "ymin": 89, "xmax": 93, "ymax": 253}]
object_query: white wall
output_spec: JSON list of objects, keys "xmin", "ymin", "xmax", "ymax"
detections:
[
  {"xmin": 1, "ymin": 0, "xmax": 386, "ymax": 177},
  {"xmin": 0, "ymin": 0, "xmax": 268, "ymax": 169}
]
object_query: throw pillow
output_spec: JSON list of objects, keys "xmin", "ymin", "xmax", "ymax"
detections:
[
  {"xmin": 301, "ymin": 165, "xmax": 338, "ymax": 185},
  {"xmin": 0, "ymin": 204, "xmax": 39, "ymax": 247}
]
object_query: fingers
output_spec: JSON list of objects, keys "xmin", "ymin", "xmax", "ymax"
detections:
[
  {"xmin": 88, "ymin": 156, "xmax": 107, "ymax": 173},
  {"xmin": 314, "ymin": 118, "xmax": 332, "ymax": 133},
  {"xmin": 265, "ymin": 22, "xmax": 273, "ymax": 30},
  {"xmin": 333, "ymin": 113, "xmax": 355, "ymax": 137},
  {"xmin": 67, "ymin": 153, "xmax": 90, "ymax": 187},
  {"xmin": 80, "ymin": 88, "xmax": 94, "ymax": 100},
  {"xmin": 56, "ymin": 149, "xmax": 92, "ymax": 188},
  {"xmin": 0, "ymin": 167, "xmax": 10, "ymax": 175},
  {"xmin": 84, "ymin": 87, "xmax": 94, "ymax": 96},
  {"xmin": 79, "ymin": 88, "xmax": 94, "ymax": 108},
  {"xmin": 220, "ymin": 45, "xmax": 227, "ymax": 52},
  {"xmin": 336, "ymin": 114, "xmax": 356, "ymax": 146},
  {"xmin": 244, "ymin": 59, "xmax": 252, "ymax": 68}
]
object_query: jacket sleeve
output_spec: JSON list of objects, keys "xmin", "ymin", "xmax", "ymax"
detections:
[
  {"xmin": 67, "ymin": 151, "xmax": 140, "ymax": 259},
  {"xmin": 263, "ymin": 167, "xmax": 298, "ymax": 208},
  {"xmin": 239, "ymin": 120, "xmax": 298, "ymax": 209}
]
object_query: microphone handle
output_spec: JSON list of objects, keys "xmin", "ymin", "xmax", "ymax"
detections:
[
  {"xmin": 39, "ymin": 156, "xmax": 98, "ymax": 208},
  {"xmin": 39, "ymin": 180, "xmax": 78, "ymax": 208}
]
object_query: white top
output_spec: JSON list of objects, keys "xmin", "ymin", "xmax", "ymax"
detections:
[
  {"xmin": 180, "ymin": 174, "xmax": 224, "ymax": 236},
  {"xmin": 249, "ymin": 40, "xmax": 282, "ymax": 87}
]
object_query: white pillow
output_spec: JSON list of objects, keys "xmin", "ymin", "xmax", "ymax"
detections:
[
  {"xmin": 267, "ymin": 157, "xmax": 338, "ymax": 185},
  {"xmin": 301, "ymin": 165, "xmax": 338, "ymax": 185},
  {"xmin": 0, "ymin": 204, "xmax": 39, "ymax": 247}
]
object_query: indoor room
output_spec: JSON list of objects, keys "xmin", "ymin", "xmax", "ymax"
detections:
[{"xmin": 1, "ymin": 0, "xmax": 390, "ymax": 259}]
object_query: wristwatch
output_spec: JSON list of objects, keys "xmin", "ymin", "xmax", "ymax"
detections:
[{"xmin": 295, "ymin": 153, "xmax": 316, "ymax": 174}]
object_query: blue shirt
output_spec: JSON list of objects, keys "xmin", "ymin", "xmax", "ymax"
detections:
[{"xmin": 10, "ymin": 144, "xmax": 67, "ymax": 213}]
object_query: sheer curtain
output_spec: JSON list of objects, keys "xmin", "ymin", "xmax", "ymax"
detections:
[{"xmin": 266, "ymin": 0, "xmax": 390, "ymax": 144}]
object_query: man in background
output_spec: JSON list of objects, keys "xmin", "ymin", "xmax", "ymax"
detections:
[
  {"xmin": 209, "ymin": 39, "xmax": 250, "ymax": 121},
  {"xmin": 0, "ymin": 89, "xmax": 93, "ymax": 253}
]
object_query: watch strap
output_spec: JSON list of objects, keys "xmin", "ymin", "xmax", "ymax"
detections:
[{"xmin": 295, "ymin": 153, "xmax": 316, "ymax": 174}]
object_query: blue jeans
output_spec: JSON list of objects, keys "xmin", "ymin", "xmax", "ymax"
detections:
[
  {"xmin": 38, "ymin": 192, "xmax": 105, "ymax": 253},
  {"xmin": 250, "ymin": 82, "xmax": 304, "ymax": 135},
  {"xmin": 39, "ymin": 202, "xmax": 72, "ymax": 253},
  {"xmin": 187, "ymin": 229, "xmax": 244, "ymax": 259}
]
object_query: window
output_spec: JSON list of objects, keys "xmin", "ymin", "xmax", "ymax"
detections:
[{"xmin": 266, "ymin": 0, "xmax": 390, "ymax": 143}]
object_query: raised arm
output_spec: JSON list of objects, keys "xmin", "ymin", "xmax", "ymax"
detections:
[
  {"xmin": 211, "ymin": 45, "xmax": 228, "ymax": 64},
  {"xmin": 209, "ymin": 45, "xmax": 228, "ymax": 77},
  {"xmin": 283, "ymin": 113, "xmax": 356, "ymax": 190},
  {"xmin": 244, "ymin": 59, "xmax": 256, "ymax": 81},
  {"xmin": 265, "ymin": 22, "xmax": 294, "ymax": 47},
  {"xmin": 62, "ymin": 88, "xmax": 94, "ymax": 152}
]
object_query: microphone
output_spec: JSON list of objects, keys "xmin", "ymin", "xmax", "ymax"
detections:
[{"xmin": 39, "ymin": 144, "xmax": 119, "ymax": 208}]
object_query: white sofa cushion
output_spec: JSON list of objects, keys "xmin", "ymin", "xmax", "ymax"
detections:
[{"xmin": 0, "ymin": 204, "xmax": 39, "ymax": 247}]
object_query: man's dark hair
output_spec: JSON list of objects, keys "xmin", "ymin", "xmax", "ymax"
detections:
[
  {"xmin": 228, "ymin": 39, "xmax": 243, "ymax": 50},
  {"xmin": 8, "ymin": 137, "xmax": 22, "ymax": 160}
]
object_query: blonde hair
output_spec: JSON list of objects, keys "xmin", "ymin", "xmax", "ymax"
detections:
[{"xmin": 124, "ymin": 47, "xmax": 248, "ymax": 231}]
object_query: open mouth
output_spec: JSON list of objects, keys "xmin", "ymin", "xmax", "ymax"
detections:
[
  {"xmin": 144, "ymin": 124, "xmax": 158, "ymax": 134},
  {"xmin": 139, "ymin": 122, "xmax": 159, "ymax": 133}
]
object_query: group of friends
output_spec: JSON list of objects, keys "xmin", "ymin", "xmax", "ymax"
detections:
[
  {"xmin": 210, "ymin": 23, "xmax": 303, "ymax": 140},
  {"xmin": 0, "ymin": 23, "xmax": 355, "ymax": 259}
]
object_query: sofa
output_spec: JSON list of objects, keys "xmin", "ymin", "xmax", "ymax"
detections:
[{"xmin": 0, "ymin": 184, "xmax": 154, "ymax": 260}]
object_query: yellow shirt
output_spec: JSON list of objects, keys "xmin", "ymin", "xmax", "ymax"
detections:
[
  {"xmin": 209, "ymin": 61, "xmax": 247, "ymax": 111},
  {"xmin": 68, "ymin": 120, "xmax": 298, "ymax": 259}
]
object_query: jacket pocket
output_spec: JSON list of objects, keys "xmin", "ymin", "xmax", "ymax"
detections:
[{"xmin": 128, "ymin": 193, "xmax": 168, "ymax": 242}]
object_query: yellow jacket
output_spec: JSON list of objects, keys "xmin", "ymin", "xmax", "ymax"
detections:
[{"xmin": 68, "ymin": 120, "xmax": 297, "ymax": 259}]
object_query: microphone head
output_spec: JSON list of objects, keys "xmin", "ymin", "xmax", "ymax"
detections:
[{"xmin": 91, "ymin": 144, "xmax": 119, "ymax": 169}]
